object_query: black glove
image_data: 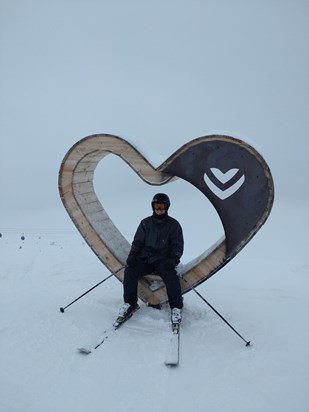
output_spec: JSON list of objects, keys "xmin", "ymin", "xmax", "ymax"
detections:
[
  {"xmin": 168, "ymin": 254, "xmax": 180, "ymax": 264},
  {"xmin": 126, "ymin": 253, "xmax": 138, "ymax": 268},
  {"xmin": 165, "ymin": 258, "xmax": 177, "ymax": 270}
]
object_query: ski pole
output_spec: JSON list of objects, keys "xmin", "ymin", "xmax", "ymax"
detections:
[
  {"xmin": 59, "ymin": 267, "xmax": 124, "ymax": 313},
  {"xmin": 192, "ymin": 287, "xmax": 251, "ymax": 347}
]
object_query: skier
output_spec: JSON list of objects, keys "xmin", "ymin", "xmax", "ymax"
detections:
[{"xmin": 117, "ymin": 193, "xmax": 184, "ymax": 325}]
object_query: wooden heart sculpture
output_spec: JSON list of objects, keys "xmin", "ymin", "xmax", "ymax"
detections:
[{"xmin": 58, "ymin": 134, "xmax": 274, "ymax": 306}]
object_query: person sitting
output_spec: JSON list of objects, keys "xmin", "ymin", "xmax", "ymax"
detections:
[{"xmin": 118, "ymin": 193, "xmax": 184, "ymax": 324}]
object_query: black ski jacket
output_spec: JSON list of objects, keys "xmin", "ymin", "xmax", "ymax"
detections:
[{"xmin": 129, "ymin": 214, "xmax": 184, "ymax": 264}]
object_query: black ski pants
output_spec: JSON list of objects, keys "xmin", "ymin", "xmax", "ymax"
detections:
[{"xmin": 123, "ymin": 259, "xmax": 183, "ymax": 309}]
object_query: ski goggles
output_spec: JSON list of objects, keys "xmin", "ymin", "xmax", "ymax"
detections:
[{"xmin": 152, "ymin": 203, "xmax": 167, "ymax": 211}]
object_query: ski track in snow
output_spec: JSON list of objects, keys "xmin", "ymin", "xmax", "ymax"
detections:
[{"xmin": 0, "ymin": 203, "xmax": 309, "ymax": 412}]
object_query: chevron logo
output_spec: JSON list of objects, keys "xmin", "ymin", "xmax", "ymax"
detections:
[{"xmin": 204, "ymin": 168, "xmax": 245, "ymax": 200}]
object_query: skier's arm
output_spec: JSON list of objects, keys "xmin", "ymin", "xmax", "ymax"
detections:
[
  {"xmin": 169, "ymin": 222, "xmax": 184, "ymax": 263},
  {"xmin": 129, "ymin": 221, "xmax": 146, "ymax": 256}
]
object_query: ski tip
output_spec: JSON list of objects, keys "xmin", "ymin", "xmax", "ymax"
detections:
[
  {"xmin": 78, "ymin": 347, "xmax": 92, "ymax": 354},
  {"xmin": 246, "ymin": 341, "xmax": 252, "ymax": 347}
]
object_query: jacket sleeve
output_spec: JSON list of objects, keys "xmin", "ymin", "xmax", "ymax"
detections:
[
  {"xmin": 129, "ymin": 220, "xmax": 146, "ymax": 255},
  {"xmin": 169, "ymin": 220, "xmax": 184, "ymax": 262}
]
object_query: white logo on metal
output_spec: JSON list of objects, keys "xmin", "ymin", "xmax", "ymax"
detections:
[{"xmin": 204, "ymin": 168, "xmax": 245, "ymax": 200}]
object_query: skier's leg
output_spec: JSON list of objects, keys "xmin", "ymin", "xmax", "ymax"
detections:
[
  {"xmin": 123, "ymin": 266, "xmax": 139, "ymax": 306},
  {"xmin": 155, "ymin": 261, "xmax": 183, "ymax": 309},
  {"xmin": 123, "ymin": 260, "xmax": 152, "ymax": 306}
]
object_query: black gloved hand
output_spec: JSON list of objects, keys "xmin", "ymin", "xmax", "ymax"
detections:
[
  {"xmin": 165, "ymin": 258, "xmax": 177, "ymax": 270},
  {"xmin": 168, "ymin": 253, "xmax": 180, "ymax": 264},
  {"xmin": 126, "ymin": 253, "xmax": 138, "ymax": 268}
]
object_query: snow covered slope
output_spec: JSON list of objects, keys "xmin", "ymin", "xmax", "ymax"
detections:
[{"xmin": 0, "ymin": 201, "xmax": 308, "ymax": 412}]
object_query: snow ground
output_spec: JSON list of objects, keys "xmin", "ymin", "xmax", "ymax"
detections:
[{"xmin": 0, "ymin": 200, "xmax": 308, "ymax": 412}]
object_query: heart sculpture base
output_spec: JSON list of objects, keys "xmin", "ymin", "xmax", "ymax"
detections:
[{"xmin": 58, "ymin": 134, "xmax": 274, "ymax": 306}]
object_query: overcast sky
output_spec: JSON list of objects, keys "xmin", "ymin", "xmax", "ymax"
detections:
[{"xmin": 0, "ymin": 0, "xmax": 308, "ymax": 214}]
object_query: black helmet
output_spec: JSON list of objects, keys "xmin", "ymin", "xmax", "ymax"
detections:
[{"xmin": 151, "ymin": 193, "xmax": 170, "ymax": 211}]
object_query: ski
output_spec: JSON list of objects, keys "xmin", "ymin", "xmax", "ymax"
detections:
[
  {"xmin": 164, "ymin": 322, "xmax": 180, "ymax": 366},
  {"xmin": 78, "ymin": 305, "xmax": 140, "ymax": 355}
]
